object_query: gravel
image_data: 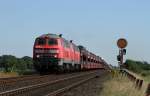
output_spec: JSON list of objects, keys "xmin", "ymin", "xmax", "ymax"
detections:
[{"xmin": 61, "ymin": 71, "xmax": 110, "ymax": 96}]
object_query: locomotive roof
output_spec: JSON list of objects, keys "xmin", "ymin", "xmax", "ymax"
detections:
[
  {"xmin": 39, "ymin": 33, "xmax": 61, "ymax": 38},
  {"xmin": 78, "ymin": 45, "xmax": 86, "ymax": 50}
]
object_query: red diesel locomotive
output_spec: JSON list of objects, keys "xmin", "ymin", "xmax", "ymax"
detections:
[{"xmin": 33, "ymin": 33, "xmax": 105, "ymax": 73}]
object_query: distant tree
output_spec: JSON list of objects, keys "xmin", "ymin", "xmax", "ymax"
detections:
[
  {"xmin": 1, "ymin": 55, "xmax": 18, "ymax": 72},
  {"xmin": 0, "ymin": 55, "xmax": 33, "ymax": 73},
  {"xmin": 125, "ymin": 59, "xmax": 150, "ymax": 75},
  {"xmin": 143, "ymin": 61, "xmax": 149, "ymax": 65},
  {"xmin": 21, "ymin": 56, "xmax": 33, "ymax": 69},
  {"xmin": 16, "ymin": 59, "xmax": 27, "ymax": 72},
  {"xmin": 0, "ymin": 56, "xmax": 2, "ymax": 67},
  {"xmin": 0, "ymin": 56, "xmax": 3, "ymax": 71}
]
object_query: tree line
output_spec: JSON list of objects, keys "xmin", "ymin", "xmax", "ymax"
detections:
[
  {"xmin": 0, "ymin": 55, "xmax": 33, "ymax": 74},
  {"xmin": 125, "ymin": 59, "xmax": 150, "ymax": 76}
]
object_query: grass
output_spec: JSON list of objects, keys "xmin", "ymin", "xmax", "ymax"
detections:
[
  {"xmin": 100, "ymin": 72, "xmax": 148, "ymax": 96},
  {"xmin": 0, "ymin": 72, "xmax": 18, "ymax": 78},
  {"xmin": 143, "ymin": 76, "xmax": 150, "ymax": 82}
]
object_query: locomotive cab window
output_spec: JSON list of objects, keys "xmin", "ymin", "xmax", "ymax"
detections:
[
  {"xmin": 48, "ymin": 38, "xmax": 58, "ymax": 45},
  {"xmin": 36, "ymin": 38, "xmax": 46, "ymax": 45}
]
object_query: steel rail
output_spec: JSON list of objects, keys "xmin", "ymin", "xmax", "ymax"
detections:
[
  {"xmin": 0, "ymin": 71, "xmax": 96, "ymax": 96},
  {"xmin": 0, "ymin": 75, "xmax": 45, "ymax": 84},
  {"xmin": 0, "ymin": 74, "xmax": 38, "ymax": 80},
  {"xmin": 0, "ymin": 75, "xmax": 52, "ymax": 93},
  {"xmin": 46, "ymin": 75, "xmax": 96, "ymax": 96}
]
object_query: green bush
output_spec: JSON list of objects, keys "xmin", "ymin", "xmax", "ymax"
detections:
[
  {"xmin": 141, "ymin": 71, "xmax": 150, "ymax": 77},
  {"xmin": 125, "ymin": 59, "xmax": 150, "ymax": 77},
  {"xmin": 0, "ymin": 55, "xmax": 33, "ymax": 74}
]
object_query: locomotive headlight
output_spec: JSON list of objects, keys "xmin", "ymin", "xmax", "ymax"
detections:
[
  {"xmin": 54, "ymin": 54, "xmax": 58, "ymax": 58},
  {"xmin": 36, "ymin": 55, "xmax": 40, "ymax": 58}
]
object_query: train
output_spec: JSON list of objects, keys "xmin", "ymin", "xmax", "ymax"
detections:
[{"xmin": 33, "ymin": 33, "xmax": 107, "ymax": 73}]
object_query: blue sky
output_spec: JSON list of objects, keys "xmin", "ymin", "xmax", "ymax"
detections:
[{"xmin": 0, "ymin": 0, "xmax": 150, "ymax": 66}]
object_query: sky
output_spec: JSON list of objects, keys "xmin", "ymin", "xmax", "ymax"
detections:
[{"xmin": 0, "ymin": 0, "xmax": 150, "ymax": 66}]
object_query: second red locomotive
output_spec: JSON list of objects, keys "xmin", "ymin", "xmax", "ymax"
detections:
[{"xmin": 33, "ymin": 33, "xmax": 105, "ymax": 73}]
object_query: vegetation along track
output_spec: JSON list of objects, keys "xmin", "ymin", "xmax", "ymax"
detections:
[{"xmin": 0, "ymin": 70, "xmax": 103, "ymax": 96}]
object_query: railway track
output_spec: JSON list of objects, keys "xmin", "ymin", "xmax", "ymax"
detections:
[
  {"xmin": 46, "ymin": 73, "xmax": 97, "ymax": 96},
  {"xmin": 0, "ymin": 70, "xmax": 102, "ymax": 96},
  {"xmin": 0, "ymin": 74, "xmax": 52, "ymax": 92},
  {"xmin": 0, "ymin": 72, "xmax": 90, "ymax": 93}
]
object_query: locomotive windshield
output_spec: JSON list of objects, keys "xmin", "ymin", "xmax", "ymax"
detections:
[
  {"xmin": 48, "ymin": 38, "xmax": 58, "ymax": 45},
  {"xmin": 36, "ymin": 38, "xmax": 46, "ymax": 45}
]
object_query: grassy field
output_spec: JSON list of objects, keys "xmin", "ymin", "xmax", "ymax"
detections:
[
  {"xmin": 0, "ymin": 72, "xmax": 18, "ymax": 78},
  {"xmin": 143, "ymin": 76, "xmax": 150, "ymax": 82},
  {"xmin": 100, "ymin": 72, "xmax": 148, "ymax": 96}
]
